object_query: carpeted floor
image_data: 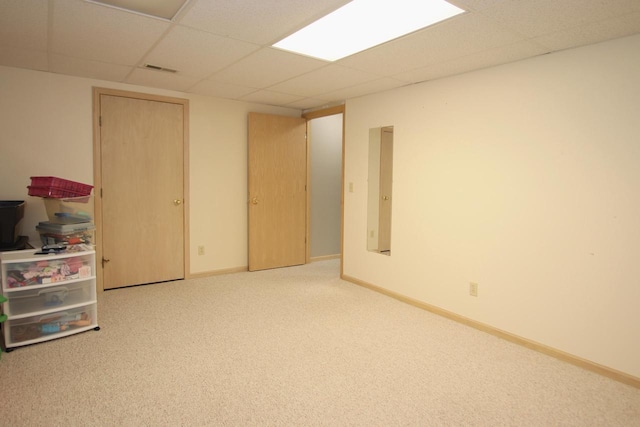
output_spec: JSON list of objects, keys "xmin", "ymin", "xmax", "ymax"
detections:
[{"xmin": 1, "ymin": 259, "xmax": 639, "ymax": 426}]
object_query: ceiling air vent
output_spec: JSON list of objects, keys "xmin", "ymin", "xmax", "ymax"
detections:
[{"xmin": 143, "ymin": 64, "xmax": 178, "ymax": 73}]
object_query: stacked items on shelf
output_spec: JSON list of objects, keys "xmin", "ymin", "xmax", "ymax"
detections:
[{"xmin": 28, "ymin": 176, "xmax": 95, "ymax": 247}]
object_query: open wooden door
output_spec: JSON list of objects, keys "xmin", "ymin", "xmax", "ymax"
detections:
[
  {"xmin": 96, "ymin": 90, "xmax": 187, "ymax": 289},
  {"xmin": 248, "ymin": 113, "xmax": 307, "ymax": 271}
]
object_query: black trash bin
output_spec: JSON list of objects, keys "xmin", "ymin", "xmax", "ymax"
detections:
[{"xmin": 0, "ymin": 200, "xmax": 25, "ymax": 248}]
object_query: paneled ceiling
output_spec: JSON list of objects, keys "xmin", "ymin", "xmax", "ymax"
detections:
[{"xmin": 1, "ymin": 0, "xmax": 639, "ymax": 111}]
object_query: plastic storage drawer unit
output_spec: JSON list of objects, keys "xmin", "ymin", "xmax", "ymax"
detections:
[{"xmin": 1, "ymin": 244, "xmax": 99, "ymax": 350}]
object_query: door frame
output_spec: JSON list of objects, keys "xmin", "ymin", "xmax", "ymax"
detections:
[
  {"xmin": 92, "ymin": 87, "xmax": 190, "ymax": 291},
  {"xmin": 302, "ymin": 104, "xmax": 345, "ymax": 277}
]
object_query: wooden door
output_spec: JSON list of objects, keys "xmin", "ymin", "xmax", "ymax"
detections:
[
  {"xmin": 378, "ymin": 127, "xmax": 393, "ymax": 253},
  {"xmin": 98, "ymin": 93, "xmax": 185, "ymax": 289},
  {"xmin": 248, "ymin": 112, "xmax": 307, "ymax": 271}
]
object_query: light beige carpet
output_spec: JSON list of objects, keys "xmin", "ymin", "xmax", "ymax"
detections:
[{"xmin": 1, "ymin": 259, "xmax": 639, "ymax": 426}]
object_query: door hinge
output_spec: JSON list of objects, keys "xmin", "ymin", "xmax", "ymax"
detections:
[
  {"xmin": 99, "ymin": 116, "xmax": 102, "ymax": 126},
  {"xmin": 100, "ymin": 188, "xmax": 103, "ymax": 197}
]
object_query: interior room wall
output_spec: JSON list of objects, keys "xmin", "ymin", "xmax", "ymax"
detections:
[
  {"xmin": 0, "ymin": 65, "xmax": 300, "ymax": 275},
  {"xmin": 343, "ymin": 34, "xmax": 640, "ymax": 379},
  {"xmin": 309, "ymin": 114, "xmax": 342, "ymax": 258}
]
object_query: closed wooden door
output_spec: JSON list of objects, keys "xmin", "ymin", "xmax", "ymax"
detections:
[
  {"xmin": 98, "ymin": 93, "xmax": 185, "ymax": 289},
  {"xmin": 248, "ymin": 112, "xmax": 307, "ymax": 271}
]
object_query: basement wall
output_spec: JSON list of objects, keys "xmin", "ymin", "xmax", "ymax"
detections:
[
  {"xmin": 0, "ymin": 66, "xmax": 299, "ymax": 275},
  {"xmin": 343, "ymin": 34, "xmax": 640, "ymax": 378}
]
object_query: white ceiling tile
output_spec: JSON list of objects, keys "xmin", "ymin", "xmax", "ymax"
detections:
[
  {"xmin": 533, "ymin": 13, "xmax": 640, "ymax": 52},
  {"xmin": 269, "ymin": 65, "xmax": 380, "ymax": 98},
  {"xmin": 0, "ymin": 47, "xmax": 48, "ymax": 71},
  {"xmin": 395, "ymin": 39, "xmax": 549, "ymax": 83},
  {"xmin": 178, "ymin": 0, "xmax": 351, "ymax": 44},
  {"xmin": 447, "ymin": 0, "xmax": 511, "ymax": 11},
  {"xmin": 448, "ymin": 0, "xmax": 509, "ymax": 12},
  {"xmin": 285, "ymin": 98, "xmax": 332, "ymax": 110},
  {"xmin": 210, "ymin": 48, "xmax": 327, "ymax": 88},
  {"xmin": 143, "ymin": 25, "xmax": 260, "ymax": 79},
  {"xmin": 126, "ymin": 67, "xmax": 199, "ymax": 91},
  {"xmin": 88, "ymin": 0, "xmax": 189, "ymax": 20},
  {"xmin": 50, "ymin": 54, "xmax": 133, "ymax": 81},
  {"xmin": 0, "ymin": 0, "xmax": 48, "ymax": 51},
  {"xmin": 321, "ymin": 78, "xmax": 410, "ymax": 102},
  {"xmin": 338, "ymin": 12, "xmax": 525, "ymax": 76},
  {"xmin": 485, "ymin": 0, "xmax": 640, "ymax": 38},
  {"xmin": 189, "ymin": 79, "xmax": 258, "ymax": 99},
  {"xmin": 239, "ymin": 90, "xmax": 303, "ymax": 106},
  {"xmin": 51, "ymin": 0, "xmax": 170, "ymax": 65}
]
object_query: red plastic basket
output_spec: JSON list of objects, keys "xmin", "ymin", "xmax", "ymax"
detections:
[{"xmin": 28, "ymin": 176, "xmax": 93, "ymax": 198}]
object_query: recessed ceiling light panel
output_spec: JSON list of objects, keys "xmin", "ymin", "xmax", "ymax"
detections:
[
  {"xmin": 86, "ymin": 0, "xmax": 189, "ymax": 21},
  {"xmin": 273, "ymin": 0, "xmax": 465, "ymax": 61}
]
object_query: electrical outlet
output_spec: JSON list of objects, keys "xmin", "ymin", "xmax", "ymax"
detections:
[
  {"xmin": 469, "ymin": 282, "xmax": 478, "ymax": 297},
  {"xmin": 198, "ymin": 246, "xmax": 205, "ymax": 256}
]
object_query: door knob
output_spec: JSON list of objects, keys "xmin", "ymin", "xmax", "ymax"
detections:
[
  {"xmin": 174, "ymin": 199, "xmax": 182, "ymax": 205},
  {"xmin": 382, "ymin": 195, "xmax": 390, "ymax": 201},
  {"xmin": 251, "ymin": 197, "xmax": 259, "ymax": 205}
]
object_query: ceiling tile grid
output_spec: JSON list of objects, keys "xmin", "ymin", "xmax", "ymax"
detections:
[
  {"xmin": 0, "ymin": 46, "xmax": 48, "ymax": 71},
  {"xmin": 0, "ymin": 0, "xmax": 638, "ymax": 110},
  {"xmin": 126, "ymin": 67, "xmax": 200, "ymax": 92},
  {"xmin": 208, "ymin": 47, "xmax": 328, "ymax": 89},
  {"xmin": 0, "ymin": 0, "xmax": 48, "ymax": 51},
  {"xmin": 178, "ymin": 0, "xmax": 352, "ymax": 44},
  {"xmin": 319, "ymin": 77, "xmax": 411, "ymax": 103},
  {"xmin": 142, "ymin": 25, "xmax": 260, "ymax": 79},
  {"xmin": 51, "ymin": 0, "xmax": 170, "ymax": 66},
  {"xmin": 395, "ymin": 39, "xmax": 550, "ymax": 84},
  {"xmin": 482, "ymin": 0, "xmax": 640, "ymax": 38},
  {"xmin": 532, "ymin": 12, "xmax": 640, "ymax": 52},
  {"xmin": 337, "ymin": 12, "xmax": 527, "ymax": 77},
  {"xmin": 188, "ymin": 79, "xmax": 258, "ymax": 100},
  {"xmin": 50, "ymin": 54, "xmax": 133, "ymax": 82},
  {"xmin": 285, "ymin": 97, "xmax": 332, "ymax": 110},
  {"xmin": 239, "ymin": 89, "xmax": 304, "ymax": 106},
  {"xmin": 268, "ymin": 64, "xmax": 381, "ymax": 98}
]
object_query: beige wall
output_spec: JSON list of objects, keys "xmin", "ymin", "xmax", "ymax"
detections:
[
  {"xmin": 0, "ymin": 65, "xmax": 299, "ymax": 274},
  {"xmin": 343, "ymin": 34, "xmax": 640, "ymax": 378}
]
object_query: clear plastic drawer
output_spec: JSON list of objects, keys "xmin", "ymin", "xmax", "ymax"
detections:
[
  {"xmin": 5, "ymin": 304, "xmax": 97, "ymax": 345},
  {"xmin": 3, "ymin": 251, "xmax": 93, "ymax": 289},
  {"xmin": 4, "ymin": 280, "xmax": 96, "ymax": 317}
]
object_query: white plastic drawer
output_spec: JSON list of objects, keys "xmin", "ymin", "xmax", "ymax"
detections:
[
  {"xmin": 3, "ymin": 252, "xmax": 93, "ymax": 289},
  {"xmin": 4, "ymin": 280, "xmax": 96, "ymax": 317},
  {"xmin": 5, "ymin": 304, "xmax": 97, "ymax": 345}
]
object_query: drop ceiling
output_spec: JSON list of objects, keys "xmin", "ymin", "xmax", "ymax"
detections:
[{"xmin": 1, "ymin": 0, "xmax": 639, "ymax": 111}]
